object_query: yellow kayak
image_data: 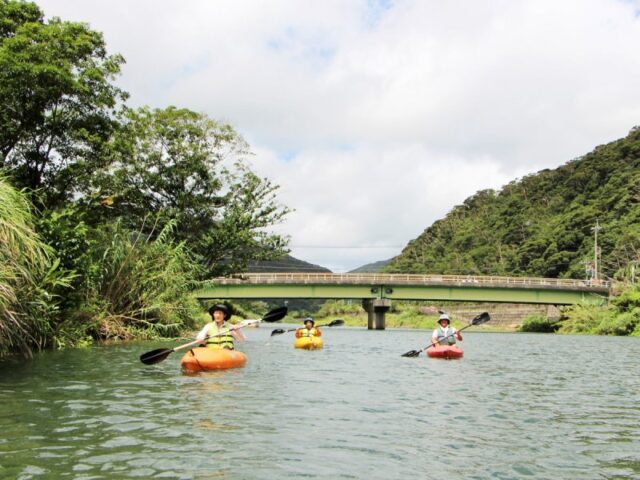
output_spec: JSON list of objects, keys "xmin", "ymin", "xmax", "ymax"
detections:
[{"xmin": 294, "ymin": 336, "xmax": 324, "ymax": 350}]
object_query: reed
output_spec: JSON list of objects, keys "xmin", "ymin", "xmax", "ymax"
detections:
[
  {"xmin": 0, "ymin": 176, "xmax": 54, "ymax": 356},
  {"xmin": 57, "ymin": 219, "xmax": 202, "ymax": 344}
]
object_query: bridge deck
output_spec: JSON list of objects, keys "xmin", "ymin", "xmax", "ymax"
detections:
[
  {"xmin": 195, "ymin": 273, "xmax": 610, "ymax": 328},
  {"xmin": 206, "ymin": 273, "xmax": 610, "ymax": 293}
]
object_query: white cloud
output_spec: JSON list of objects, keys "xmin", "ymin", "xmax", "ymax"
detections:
[
  {"xmin": 38, "ymin": 0, "xmax": 640, "ymax": 271},
  {"xmin": 250, "ymin": 144, "xmax": 522, "ymax": 271}
]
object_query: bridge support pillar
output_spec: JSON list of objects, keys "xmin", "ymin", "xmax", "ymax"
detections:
[{"xmin": 362, "ymin": 298, "xmax": 391, "ymax": 330}]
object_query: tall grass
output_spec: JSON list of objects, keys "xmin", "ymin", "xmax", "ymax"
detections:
[
  {"xmin": 0, "ymin": 176, "xmax": 58, "ymax": 356},
  {"xmin": 313, "ymin": 300, "xmax": 443, "ymax": 329},
  {"xmin": 2, "ymin": 175, "xmax": 204, "ymax": 354},
  {"xmin": 57, "ymin": 219, "xmax": 203, "ymax": 345}
]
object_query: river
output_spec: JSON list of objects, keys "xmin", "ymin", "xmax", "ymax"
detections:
[{"xmin": 1, "ymin": 326, "xmax": 639, "ymax": 479}]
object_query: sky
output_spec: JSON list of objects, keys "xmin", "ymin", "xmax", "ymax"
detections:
[{"xmin": 38, "ymin": 0, "xmax": 640, "ymax": 272}]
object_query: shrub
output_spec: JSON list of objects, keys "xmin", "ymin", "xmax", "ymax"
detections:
[
  {"xmin": 611, "ymin": 284, "xmax": 640, "ymax": 312},
  {"xmin": 317, "ymin": 300, "xmax": 362, "ymax": 317},
  {"xmin": 56, "ymin": 219, "xmax": 202, "ymax": 344},
  {"xmin": 519, "ymin": 314, "xmax": 559, "ymax": 333},
  {"xmin": 557, "ymin": 304, "xmax": 615, "ymax": 334},
  {"xmin": 593, "ymin": 311, "xmax": 639, "ymax": 336}
]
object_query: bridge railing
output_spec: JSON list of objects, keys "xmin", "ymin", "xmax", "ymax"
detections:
[{"xmin": 208, "ymin": 273, "xmax": 610, "ymax": 290}]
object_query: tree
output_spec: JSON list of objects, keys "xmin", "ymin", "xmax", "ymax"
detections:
[
  {"xmin": 0, "ymin": 0, "xmax": 41, "ymax": 38},
  {"xmin": 86, "ymin": 106, "xmax": 290, "ymax": 276},
  {"xmin": 0, "ymin": 0, "xmax": 126, "ymax": 207}
]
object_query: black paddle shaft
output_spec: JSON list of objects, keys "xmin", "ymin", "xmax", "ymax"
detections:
[
  {"xmin": 400, "ymin": 312, "xmax": 490, "ymax": 357},
  {"xmin": 270, "ymin": 319, "xmax": 344, "ymax": 336}
]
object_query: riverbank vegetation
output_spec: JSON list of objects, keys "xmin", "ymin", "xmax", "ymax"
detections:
[
  {"xmin": 287, "ymin": 295, "xmax": 640, "ymax": 336},
  {"xmin": 0, "ymin": 1, "xmax": 289, "ymax": 357},
  {"xmin": 288, "ymin": 300, "xmax": 495, "ymax": 331},
  {"xmin": 0, "ymin": 176, "xmax": 71, "ymax": 355},
  {"xmin": 520, "ymin": 284, "xmax": 640, "ymax": 336}
]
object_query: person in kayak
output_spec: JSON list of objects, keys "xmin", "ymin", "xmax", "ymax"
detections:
[
  {"xmin": 431, "ymin": 313, "xmax": 462, "ymax": 346},
  {"xmin": 295, "ymin": 317, "xmax": 322, "ymax": 339},
  {"xmin": 196, "ymin": 304, "xmax": 245, "ymax": 350}
]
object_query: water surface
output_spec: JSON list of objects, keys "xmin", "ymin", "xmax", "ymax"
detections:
[{"xmin": 1, "ymin": 327, "xmax": 639, "ymax": 479}]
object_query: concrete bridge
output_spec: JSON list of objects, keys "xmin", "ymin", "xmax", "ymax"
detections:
[{"xmin": 194, "ymin": 273, "xmax": 610, "ymax": 330}]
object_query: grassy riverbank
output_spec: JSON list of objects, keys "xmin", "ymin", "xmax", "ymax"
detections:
[
  {"xmin": 284, "ymin": 301, "xmax": 515, "ymax": 332},
  {"xmin": 283, "ymin": 295, "xmax": 640, "ymax": 336},
  {"xmin": 307, "ymin": 312, "xmax": 511, "ymax": 332}
]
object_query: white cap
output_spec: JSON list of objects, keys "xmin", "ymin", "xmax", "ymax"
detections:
[{"xmin": 438, "ymin": 314, "xmax": 450, "ymax": 322}]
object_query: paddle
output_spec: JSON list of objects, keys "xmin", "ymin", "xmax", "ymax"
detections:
[
  {"xmin": 400, "ymin": 311, "xmax": 490, "ymax": 357},
  {"xmin": 270, "ymin": 319, "xmax": 345, "ymax": 336},
  {"xmin": 140, "ymin": 306, "xmax": 288, "ymax": 365}
]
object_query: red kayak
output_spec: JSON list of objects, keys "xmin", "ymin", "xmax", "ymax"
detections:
[{"xmin": 427, "ymin": 345, "xmax": 464, "ymax": 359}]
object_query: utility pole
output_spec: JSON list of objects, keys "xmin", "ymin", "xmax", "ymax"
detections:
[
  {"xmin": 591, "ymin": 220, "xmax": 603, "ymax": 283},
  {"xmin": 582, "ymin": 259, "xmax": 593, "ymax": 281}
]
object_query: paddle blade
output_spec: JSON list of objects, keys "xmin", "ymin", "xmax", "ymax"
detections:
[
  {"xmin": 262, "ymin": 306, "xmax": 288, "ymax": 323},
  {"xmin": 471, "ymin": 312, "xmax": 491, "ymax": 326},
  {"xmin": 140, "ymin": 348, "xmax": 173, "ymax": 365},
  {"xmin": 270, "ymin": 328, "xmax": 286, "ymax": 336},
  {"xmin": 328, "ymin": 319, "xmax": 344, "ymax": 327},
  {"xmin": 401, "ymin": 349, "xmax": 422, "ymax": 358}
]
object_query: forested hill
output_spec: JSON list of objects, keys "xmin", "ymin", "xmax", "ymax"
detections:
[
  {"xmin": 349, "ymin": 259, "xmax": 392, "ymax": 273},
  {"xmin": 247, "ymin": 255, "xmax": 331, "ymax": 273},
  {"xmin": 385, "ymin": 127, "xmax": 640, "ymax": 280}
]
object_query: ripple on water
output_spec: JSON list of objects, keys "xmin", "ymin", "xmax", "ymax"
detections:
[{"xmin": 1, "ymin": 332, "xmax": 640, "ymax": 479}]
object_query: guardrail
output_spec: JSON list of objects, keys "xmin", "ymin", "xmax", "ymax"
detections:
[{"xmin": 207, "ymin": 273, "xmax": 610, "ymax": 290}]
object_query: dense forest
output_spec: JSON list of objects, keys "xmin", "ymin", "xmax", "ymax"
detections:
[
  {"xmin": 386, "ymin": 128, "xmax": 640, "ymax": 280},
  {"xmin": 385, "ymin": 127, "xmax": 640, "ymax": 335},
  {"xmin": 0, "ymin": 0, "xmax": 290, "ymax": 357},
  {"xmin": 349, "ymin": 259, "xmax": 392, "ymax": 273},
  {"xmin": 248, "ymin": 255, "xmax": 330, "ymax": 273}
]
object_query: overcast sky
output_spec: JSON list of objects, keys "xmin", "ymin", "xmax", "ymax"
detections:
[{"xmin": 38, "ymin": 0, "xmax": 640, "ymax": 272}]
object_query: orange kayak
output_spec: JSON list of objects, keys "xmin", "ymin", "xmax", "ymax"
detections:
[
  {"xmin": 180, "ymin": 347, "xmax": 247, "ymax": 372},
  {"xmin": 427, "ymin": 345, "xmax": 464, "ymax": 359}
]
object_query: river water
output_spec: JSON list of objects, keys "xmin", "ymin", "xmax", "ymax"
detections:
[{"xmin": 1, "ymin": 326, "xmax": 639, "ymax": 479}]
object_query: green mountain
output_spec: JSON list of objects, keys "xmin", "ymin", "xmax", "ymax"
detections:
[
  {"xmin": 244, "ymin": 255, "xmax": 330, "ymax": 314},
  {"xmin": 386, "ymin": 127, "xmax": 640, "ymax": 280},
  {"xmin": 247, "ymin": 254, "xmax": 331, "ymax": 273},
  {"xmin": 349, "ymin": 259, "xmax": 392, "ymax": 273}
]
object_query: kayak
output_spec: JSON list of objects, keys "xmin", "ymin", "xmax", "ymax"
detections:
[
  {"xmin": 294, "ymin": 336, "xmax": 324, "ymax": 350},
  {"xmin": 427, "ymin": 345, "xmax": 464, "ymax": 359},
  {"xmin": 180, "ymin": 347, "xmax": 247, "ymax": 372}
]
